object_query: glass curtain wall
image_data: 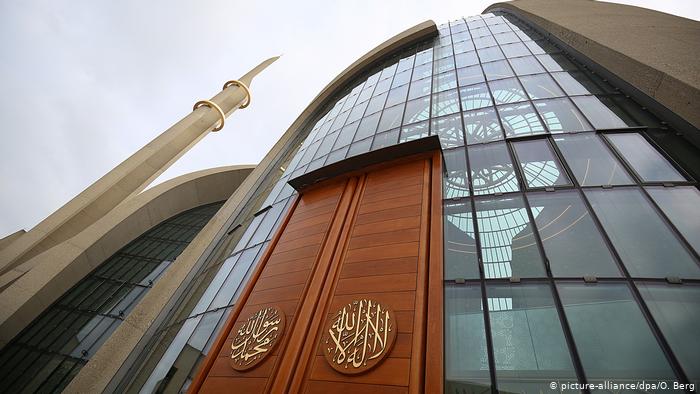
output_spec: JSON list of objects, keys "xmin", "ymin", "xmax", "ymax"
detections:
[
  {"xmin": 0, "ymin": 202, "xmax": 224, "ymax": 393},
  {"xmin": 123, "ymin": 10, "xmax": 699, "ymax": 394}
]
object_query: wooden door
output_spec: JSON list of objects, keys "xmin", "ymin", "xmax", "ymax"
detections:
[{"xmin": 191, "ymin": 151, "xmax": 443, "ymax": 393}]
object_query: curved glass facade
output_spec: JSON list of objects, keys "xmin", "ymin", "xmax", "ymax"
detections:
[
  {"xmin": 0, "ymin": 202, "xmax": 224, "ymax": 393},
  {"xmin": 122, "ymin": 11, "xmax": 699, "ymax": 394}
]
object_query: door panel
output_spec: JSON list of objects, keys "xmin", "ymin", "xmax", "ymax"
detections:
[{"xmin": 192, "ymin": 153, "xmax": 442, "ymax": 393}]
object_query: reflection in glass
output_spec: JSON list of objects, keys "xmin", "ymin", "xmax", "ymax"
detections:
[
  {"xmin": 477, "ymin": 46, "xmax": 504, "ymax": 62},
  {"xmin": 512, "ymin": 139, "xmax": 570, "ymax": 188},
  {"xmin": 554, "ymin": 133, "xmax": 632, "ymax": 186},
  {"xmin": 377, "ymin": 103, "xmax": 405, "ymax": 132},
  {"xmin": 469, "ymin": 142, "xmax": 518, "ymax": 196},
  {"xmin": 585, "ymin": 188, "xmax": 700, "ymax": 278},
  {"xmin": 534, "ymin": 98, "xmax": 592, "ymax": 133},
  {"xmin": 400, "ymin": 121, "xmax": 429, "ymax": 142},
  {"xmin": 571, "ymin": 96, "xmax": 628, "ymax": 129},
  {"xmin": 372, "ymin": 129, "xmax": 399, "ymax": 150},
  {"xmin": 456, "ymin": 65, "xmax": 485, "ymax": 87},
  {"xmin": 354, "ymin": 112, "xmax": 380, "ymax": 141},
  {"xmin": 385, "ymin": 85, "xmax": 409, "ymax": 107},
  {"xmin": 489, "ymin": 77, "xmax": 527, "ymax": 105},
  {"xmin": 638, "ymin": 283, "xmax": 700, "ymax": 383},
  {"xmin": 444, "ymin": 201, "xmax": 478, "ymax": 279},
  {"xmin": 445, "ymin": 285, "xmax": 491, "ymax": 392},
  {"xmin": 508, "ymin": 56, "xmax": 545, "ymax": 75},
  {"xmin": 647, "ymin": 187, "xmax": 700, "ymax": 254},
  {"xmin": 482, "ymin": 60, "xmax": 515, "ymax": 81},
  {"xmin": 403, "ymin": 96, "xmax": 431, "ymax": 124},
  {"xmin": 408, "ymin": 77, "xmax": 431, "ymax": 100},
  {"xmin": 434, "ymin": 71, "xmax": 458, "ymax": 92},
  {"xmin": 528, "ymin": 191, "xmax": 620, "ymax": 277},
  {"xmin": 519, "ymin": 74, "xmax": 564, "ymax": 100},
  {"xmin": 432, "ymin": 114, "xmax": 465, "ymax": 149},
  {"xmin": 536, "ymin": 53, "xmax": 576, "ymax": 72},
  {"xmin": 487, "ymin": 283, "xmax": 577, "ymax": 392},
  {"xmin": 463, "ymin": 108, "xmax": 504, "ymax": 145},
  {"xmin": 459, "ymin": 83, "xmax": 493, "ymax": 111},
  {"xmin": 607, "ymin": 133, "xmax": 685, "ymax": 182},
  {"xmin": 475, "ymin": 196, "xmax": 545, "ymax": 278},
  {"xmin": 432, "ymin": 89, "xmax": 461, "ymax": 116},
  {"xmin": 498, "ymin": 102, "xmax": 546, "ymax": 137},
  {"xmin": 557, "ymin": 283, "xmax": 679, "ymax": 384},
  {"xmin": 443, "ymin": 148, "xmax": 470, "ymax": 199},
  {"xmin": 500, "ymin": 42, "xmax": 530, "ymax": 58},
  {"xmin": 455, "ymin": 51, "xmax": 479, "ymax": 68}
]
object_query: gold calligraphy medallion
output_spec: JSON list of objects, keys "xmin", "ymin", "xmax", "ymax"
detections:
[
  {"xmin": 229, "ymin": 306, "xmax": 285, "ymax": 371},
  {"xmin": 321, "ymin": 299, "xmax": 397, "ymax": 374}
]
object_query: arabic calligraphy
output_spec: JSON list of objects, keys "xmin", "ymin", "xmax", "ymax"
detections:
[
  {"xmin": 229, "ymin": 306, "xmax": 285, "ymax": 371},
  {"xmin": 322, "ymin": 299, "xmax": 396, "ymax": 374}
]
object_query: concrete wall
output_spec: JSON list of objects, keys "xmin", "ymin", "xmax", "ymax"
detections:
[
  {"xmin": 0, "ymin": 165, "xmax": 253, "ymax": 348},
  {"xmin": 485, "ymin": 0, "xmax": 700, "ymax": 131}
]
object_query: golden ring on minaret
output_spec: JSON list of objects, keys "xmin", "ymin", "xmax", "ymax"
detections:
[
  {"xmin": 222, "ymin": 80, "xmax": 251, "ymax": 109},
  {"xmin": 193, "ymin": 100, "xmax": 226, "ymax": 132}
]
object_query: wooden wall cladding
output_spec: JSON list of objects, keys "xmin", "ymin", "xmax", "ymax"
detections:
[{"xmin": 192, "ymin": 152, "xmax": 442, "ymax": 394}]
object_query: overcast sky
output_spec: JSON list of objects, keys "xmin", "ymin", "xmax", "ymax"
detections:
[{"xmin": 0, "ymin": 0, "xmax": 697, "ymax": 238}]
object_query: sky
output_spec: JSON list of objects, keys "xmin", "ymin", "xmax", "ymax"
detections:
[{"xmin": 0, "ymin": 0, "xmax": 698, "ymax": 238}]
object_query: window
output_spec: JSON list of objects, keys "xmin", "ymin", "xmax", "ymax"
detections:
[
  {"xmin": 456, "ymin": 65, "xmax": 485, "ymax": 87},
  {"xmin": 534, "ymin": 98, "xmax": 592, "ymax": 133},
  {"xmin": 519, "ymin": 74, "xmax": 565, "ymax": 100},
  {"xmin": 637, "ymin": 283, "xmax": 700, "ymax": 382},
  {"xmin": 432, "ymin": 89, "xmax": 461, "ymax": 116},
  {"xmin": 455, "ymin": 51, "xmax": 479, "ymax": 68},
  {"xmin": 488, "ymin": 78, "xmax": 527, "ymax": 104},
  {"xmin": 432, "ymin": 113, "xmax": 465, "ymax": 149},
  {"xmin": 606, "ymin": 133, "xmax": 685, "ymax": 182},
  {"xmin": 500, "ymin": 42, "xmax": 530, "ymax": 58},
  {"xmin": 550, "ymin": 71, "xmax": 600, "ymax": 96},
  {"xmin": 508, "ymin": 56, "xmax": 545, "ymax": 75},
  {"xmin": 554, "ymin": 133, "xmax": 632, "ymax": 186},
  {"xmin": 377, "ymin": 103, "xmax": 405, "ymax": 132},
  {"xmin": 527, "ymin": 191, "xmax": 620, "ymax": 277},
  {"xmin": 444, "ymin": 202, "xmax": 479, "ymax": 279},
  {"xmin": 459, "ymin": 83, "xmax": 493, "ymax": 111},
  {"xmin": 408, "ymin": 77, "xmax": 431, "ymax": 100},
  {"xmin": 585, "ymin": 188, "xmax": 699, "ymax": 278},
  {"xmin": 497, "ymin": 102, "xmax": 546, "ymax": 137},
  {"xmin": 403, "ymin": 96, "xmax": 431, "ymax": 124},
  {"xmin": 445, "ymin": 284, "xmax": 491, "ymax": 392},
  {"xmin": 474, "ymin": 195, "xmax": 545, "ymax": 278},
  {"xmin": 433, "ymin": 71, "xmax": 458, "ymax": 92},
  {"xmin": 557, "ymin": 283, "xmax": 679, "ymax": 384},
  {"xmin": 463, "ymin": 108, "xmax": 504, "ymax": 145},
  {"xmin": 443, "ymin": 148, "xmax": 470, "ymax": 199},
  {"xmin": 385, "ymin": 85, "xmax": 409, "ymax": 107},
  {"xmin": 571, "ymin": 96, "xmax": 629, "ymax": 129},
  {"xmin": 482, "ymin": 60, "xmax": 515, "ymax": 81},
  {"xmin": 512, "ymin": 139, "xmax": 570, "ymax": 188},
  {"xmin": 647, "ymin": 187, "xmax": 700, "ymax": 254},
  {"xmin": 468, "ymin": 142, "xmax": 518, "ymax": 195},
  {"xmin": 487, "ymin": 283, "xmax": 577, "ymax": 392}
]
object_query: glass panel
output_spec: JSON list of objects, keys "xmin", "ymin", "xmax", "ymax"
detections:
[
  {"xmin": 365, "ymin": 92, "xmax": 387, "ymax": 115},
  {"xmin": 399, "ymin": 121, "xmax": 429, "ymax": 143},
  {"xmin": 474, "ymin": 35, "xmax": 496, "ymax": 49},
  {"xmin": 647, "ymin": 186, "xmax": 700, "ymax": 254},
  {"xmin": 459, "ymin": 83, "xmax": 492, "ymax": 111},
  {"xmin": 391, "ymin": 70, "xmax": 411, "ymax": 88},
  {"xmin": 475, "ymin": 195, "xmax": 545, "ymax": 278},
  {"xmin": 348, "ymin": 137, "xmax": 372, "ymax": 157},
  {"xmin": 468, "ymin": 142, "xmax": 519, "ymax": 196},
  {"xmin": 519, "ymin": 74, "xmax": 564, "ymax": 100},
  {"xmin": 463, "ymin": 108, "xmax": 504, "ymax": 145},
  {"xmin": 432, "ymin": 89, "xmax": 460, "ymax": 116},
  {"xmin": 453, "ymin": 40, "xmax": 475, "ymax": 55},
  {"xmin": 353, "ymin": 112, "xmax": 380, "ymax": 141},
  {"xmin": 412, "ymin": 62, "xmax": 432, "ymax": 81},
  {"xmin": 433, "ymin": 71, "xmax": 458, "ymax": 92},
  {"xmin": 494, "ymin": 31, "xmax": 519, "ymax": 45},
  {"xmin": 637, "ymin": 283, "xmax": 700, "ymax": 384},
  {"xmin": 445, "ymin": 284, "xmax": 491, "ymax": 392},
  {"xmin": 334, "ymin": 121, "xmax": 359, "ymax": 149},
  {"xmin": 371, "ymin": 129, "xmax": 399, "ymax": 150},
  {"xmin": 501, "ymin": 42, "xmax": 530, "ymax": 58},
  {"xmin": 528, "ymin": 191, "xmax": 620, "ymax": 277},
  {"xmin": 385, "ymin": 85, "xmax": 409, "ymax": 107},
  {"xmin": 373, "ymin": 78, "xmax": 392, "ymax": 96},
  {"xmin": 607, "ymin": 133, "xmax": 685, "ymax": 182},
  {"xmin": 456, "ymin": 65, "xmax": 485, "ymax": 87},
  {"xmin": 431, "ymin": 113, "xmax": 465, "ymax": 149},
  {"xmin": 557, "ymin": 283, "xmax": 679, "ymax": 384},
  {"xmin": 497, "ymin": 102, "xmax": 546, "ymax": 137},
  {"xmin": 477, "ymin": 46, "xmax": 504, "ymax": 62},
  {"xmin": 488, "ymin": 77, "xmax": 527, "ymax": 104},
  {"xmin": 551, "ymin": 71, "xmax": 600, "ymax": 96},
  {"xmin": 487, "ymin": 283, "xmax": 577, "ymax": 391},
  {"xmin": 571, "ymin": 96, "xmax": 629, "ymax": 129},
  {"xmin": 403, "ymin": 96, "xmax": 431, "ymax": 125},
  {"xmin": 408, "ymin": 77, "xmax": 431, "ymax": 100},
  {"xmin": 537, "ymin": 53, "xmax": 577, "ymax": 72},
  {"xmin": 554, "ymin": 133, "xmax": 632, "ymax": 186},
  {"xmin": 455, "ymin": 51, "xmax": 479, "ymax": 68},
  {"xmin": 435, "ymin": 57, "xmax": 455, "ymax": 73},
  {"xmin": 534, "ymin": 98, "xmax": 592, "ymax": 133},
  {"xmin": 443, "ymin": 148, "xmax": 470, "ymax": 199},
  {"xmin": 346, "ymin": 100, "xmax": 369, "ymax": 124},
  {"xmin": 585, "ymin": 188, "xmax": 699, "ymax": 278},
  {"xmin": 509, "ymin": 56, "xmax": 545, "ymax": 75},
  {"xmin": 512, "ymin": 139, "xmax": 570, "ymax": 188},
  {"xmin": 482, "ymin": 60, "xmax": 515, "ymax": 81},
  {"xmin": 377, "ymin": 103, "xmax": 405, "ymax": 132},
  {"xmin": 444, "ymin": 202, "xmax": 479, "ymax": 279}
]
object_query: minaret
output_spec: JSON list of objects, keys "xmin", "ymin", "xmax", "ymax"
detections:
[{"xmin": 0, "ymin": 57, "xmax": 279, "ymax": 277}]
